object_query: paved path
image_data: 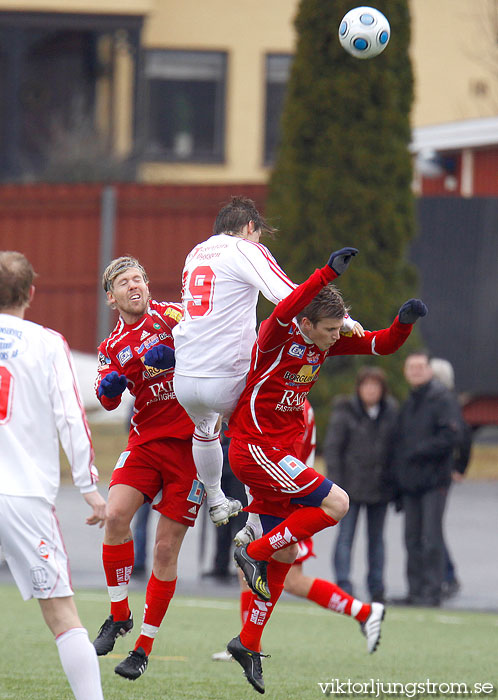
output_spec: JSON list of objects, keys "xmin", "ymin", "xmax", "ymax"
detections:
[{"xmin": 1, "ymin": 480, "xmax": 497, "ymax": 611}]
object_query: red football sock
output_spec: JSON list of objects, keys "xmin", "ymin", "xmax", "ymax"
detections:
[
  {"xmin": 240, "ymin": 590, "xmax": 253, "ymax": 625},
  {"xmin": 239, "ymin": 559, "xmax": 292, "ymax": 652},
  {"xmin": 102, "ymin": 541, "xmax": 134, "ymax": 621},
  {"xmin": 134, "ymin": 573, "xmax": 177, "ymax": 656},
  {"xmin": 247, "ymin": 508, "xmax": 337, "ymax": 561},
  {"xmin": 307, "ymin": 579, "xmax": 371, "ymax": 623}
]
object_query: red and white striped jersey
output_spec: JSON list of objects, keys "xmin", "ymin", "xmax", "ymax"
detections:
[
  {"xmin": 228, "ymin": 265, "xmax": 412, "ymax": 450},
  {"xmin": 0, "ymin": 313, "xmax": 97, "ymax": 504},
  {"xmin": 172, "ymin": 233, "xmax": 295, "ymax": 378},
  {"xmin": 96, "ymin": 300, "xmax": 194, "ymax": 447}
]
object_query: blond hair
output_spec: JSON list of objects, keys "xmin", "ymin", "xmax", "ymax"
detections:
[{"xmin": 102, "ymin": 256, "xmax": 148, "ymax": 293}]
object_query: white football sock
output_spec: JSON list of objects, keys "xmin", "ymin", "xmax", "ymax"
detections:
[
  {"xmin": 55, "ymin": 627, "xmax": 104, "ymax": 700},
  {"xmin": 192, "ymin": 430, "xmax": 224, "ymax": 507}
]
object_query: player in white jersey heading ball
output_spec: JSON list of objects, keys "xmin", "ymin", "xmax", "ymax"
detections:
[
  {"xmin": 172, "ymin": 196, "xmax": 360, "ymax": 527},
  {"xmin": 0, "ymin": 251, "xmax": 106, "ymax": 700}
]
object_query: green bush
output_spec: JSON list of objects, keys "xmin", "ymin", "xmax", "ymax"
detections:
[{"xmin": 266, "ymin": 0, "xmax": 419, "ymax": 444}]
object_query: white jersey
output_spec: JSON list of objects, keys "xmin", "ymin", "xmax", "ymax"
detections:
[
  {"xmin": 0, "ymin": 314, "xmax": 97, "ymax": 505},
  {"xmin": 173, "ymin": 233, "xmax": 296, "ymax": 377}
]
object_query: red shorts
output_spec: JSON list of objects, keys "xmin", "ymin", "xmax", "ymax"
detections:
[
  {"xmin": 229, "ymin": 438, "xmax": 329, "ymax": 519},
  {"xmin": 109, "ymin": 438, "xmax": 204, "ymax": 527},
  {"xmin": 294, "ymin": 537, "xmax": 315, "ymax": 566}
]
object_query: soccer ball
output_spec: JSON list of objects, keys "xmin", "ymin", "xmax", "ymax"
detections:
[{"xmin": 338, "ymin": 6, "xmax": 390, "ymax": 59}]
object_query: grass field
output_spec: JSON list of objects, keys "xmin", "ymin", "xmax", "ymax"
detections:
[{"xmin": 1, "ymin": 585, "xmax": 497, "ymax": 700}]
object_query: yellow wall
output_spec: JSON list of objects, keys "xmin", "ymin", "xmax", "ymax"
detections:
[
  {"xmin": 1, "ymin": 0, "xmax": 496, "ymax": 182},
  {"xmin": 140, "ymin": 0, "xmax": 297, "ymax": 184},
  {"xmin": 138, "ymin": 0, "xmax": 498, "ymax": 183},
  {"xmin": 410, "ymin": 0, "xmax": 498, "ymax": 126},
  {"xmin": 0, "ymin": 0, "xmax": 151, "ymax": 13}
]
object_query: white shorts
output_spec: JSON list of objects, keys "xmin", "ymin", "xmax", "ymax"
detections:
[
  {"xmin": 173, "ymin": 374, "xmax": 247, "ymax": 436},
  {"xmin": 0, "ymin": 494, "xmax": 73, "ymax": 601}
]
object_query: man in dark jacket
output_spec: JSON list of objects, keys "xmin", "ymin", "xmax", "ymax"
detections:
[
  {"xmin": 392, "ymin": 351, "xmax": 459, "ymax": 606},
  {"xmin": 325, "ymin": 366, "xmax": 398, "ymax": 603}
]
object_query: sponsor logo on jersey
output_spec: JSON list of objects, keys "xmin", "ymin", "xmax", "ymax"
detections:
[
  {"xmin": 284, "ymin": 364, "xmax": 320, "ymax": 385},
  {"xmin": 37, "ymin": 539, "xmax": 49, "ymax": 560},
  {"xmin": 268, "ymin": 527, "xmax": 295, "ymax": 550},
  {"xmin": 188, "ymin": 506, "xmax": 198, "ymax": 514},
  {"xmin": 153, "ymin": 323, "xmax": 161, "ymax": 330},
  {"xmin": 276, "ymin": 389, "xmax": 309, "ymax": 412},
  {"xmin": 135, "ymin": 334, "xmax": 160, "ymax": 354},
  {"xmin": 163, "ymin": 306, "xmax": 182, "ymax": 323},
  {"xmin": 288, "ymin": 343, "xmax": 306, "ymax": 358},
  {"xmin": 158, "ymin": 332, "xmax": 173, "ymax": 341},
  {"xmin": 0, "ymin": 327, "xmax": 25, "ymax": 359},
  {"xmin": 98, "ymin": 351, "xmax": 111, "ymax": 368},
  {"xmin": 147, "ymin": 378, "xmax": 177, "ymax": 402},
  {"xmin": 141, "ymin": 356, "xmax": 168, "ymax": 378},
  {"xmin": 140, "ymin": 330, "xmax": 150, "ymax": 341},
  {"xmin": 117, "ymin": 345, "xmax": 133, "ymax": 366}
]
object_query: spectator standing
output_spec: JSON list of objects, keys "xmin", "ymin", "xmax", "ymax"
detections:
[
  {"xmin": 391, "ymin": 351, "xmax": 458, "ymax": 607},
  {"xmin": 325, "ymin": 366, "xmax": 398, "ymax": 603},
  {"xmin": 430, "ymin": 357, "xmax": 473, "ymax": 599}
]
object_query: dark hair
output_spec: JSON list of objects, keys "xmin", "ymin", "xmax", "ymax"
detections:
[
  {"xmin": 296, "ymin": 283, "xmax": 347, "ymax": 325},
  {"xmin": 356, "ymin": 366, "xmax": 388, "ymax": 398},
  {"xmin": 405, "ymin": 349, "xmax": 431, "ymax": 363},
  {"xmin": 213, "ymin": 196, "xmax": 276, "ymax": 237},
  {"xmin": 0, "ymin": 251, "xmax": 36, "ymax": 310}
]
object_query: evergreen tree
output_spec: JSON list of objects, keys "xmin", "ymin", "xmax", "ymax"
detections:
[{"xmin": 266, "ymin": 0, "xmax": 418, "ymax": 442}]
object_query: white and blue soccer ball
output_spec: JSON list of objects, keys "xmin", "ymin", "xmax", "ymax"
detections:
[{"xmin": 338, "ymin": 6, "xmax": 390, "ymax": 59}]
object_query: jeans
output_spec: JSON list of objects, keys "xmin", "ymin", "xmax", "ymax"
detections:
[
  {"xmin": 403, "ymin": 487, "xmax": 447, "ymax": 603},
  {"xmin": 333, "ymin": 501, "xmax": 387, "ymax": 600}
]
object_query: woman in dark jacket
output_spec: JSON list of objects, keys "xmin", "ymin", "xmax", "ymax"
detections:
[{"xmin": 324, "ymin": 366, "xmax": 398, "ymax": 602}]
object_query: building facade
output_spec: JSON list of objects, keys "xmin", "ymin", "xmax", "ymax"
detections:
[{"xmin": 0, "ymin": 0, "xmax": 496, "ymax": 184}]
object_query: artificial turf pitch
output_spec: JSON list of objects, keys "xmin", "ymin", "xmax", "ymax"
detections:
[{"xmin": 1, "ymin": 584, "xmax": 496, "ymax": 699}]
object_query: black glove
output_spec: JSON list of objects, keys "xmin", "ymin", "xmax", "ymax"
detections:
[
  {"xmin": 144, "ymin": 344, "xmax": 176, "ymax": 370},
  {"xmin": 98, "ymin": 371, "xmax": 127, "ymax": 398},
  {"xmin": 398, "ymin": 299, "xmax": 428, "ymax": 324},
  {"xmin": 327, "ymin": 247, "xmax": 358, "ymax": 275}
]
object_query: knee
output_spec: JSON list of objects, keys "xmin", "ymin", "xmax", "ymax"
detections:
[
  {"xmin": 273, "ymin": 543, "xmax": 298, "ymax": 565},
  {"xmin": 322, "ymin": 485, "xmax": 349, "ymax": 522},
  {"xmin": 154, "ymin": 538, "xmax": 178, "ymax": 568},
  {"xmin": 105, "ymin": 505, "xmax": 132, "ymax": 538}
]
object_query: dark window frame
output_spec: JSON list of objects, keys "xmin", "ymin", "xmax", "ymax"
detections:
[
  {"xmin": 263, "ymin": 52, "xmax": 293, "ymax": 166},
  {"xmin": 143, "ymin": 48, "xmax": 227, "ymax": 164}
]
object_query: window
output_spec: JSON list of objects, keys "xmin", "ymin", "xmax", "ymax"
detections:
[
  {"xmin": 264, "ymin": 54, "xmax": 292, "ymax": 165},
  {"xmin": 145, "ymin": 50, "xmax": 226, "ymax": 163}
]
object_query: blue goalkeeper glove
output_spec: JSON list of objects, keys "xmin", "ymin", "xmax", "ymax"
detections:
[
  {"xmin": 144, "ymin": 344, "xmax": 176, "ymax": 370},
  {"xmin": 327, "ymin": 247, "xmax": 358, "ymax": 275},
  {"xmin": 398, "ymin": 299, "xmax": 428, "ymax": 324},
  {"xmin": 98, "ymin": 371, "xmax": 128, "ymax": 398}
]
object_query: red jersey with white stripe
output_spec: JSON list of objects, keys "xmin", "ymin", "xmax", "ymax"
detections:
[
  {"xmin": 173, "ymin": 233, "xmax": 295, "ymax": 378},
  {"xmin": 96, "ymin": 300, "xmax": 194, "ymax": 447},
  {"xmin": 0, "ymin": 313, "xmax": 97, "ymax": 504},
  {"xmin": 228, "ymin": 265, "xmax": 412, "ymax": 450}
]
